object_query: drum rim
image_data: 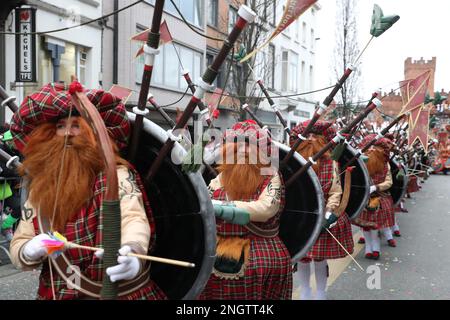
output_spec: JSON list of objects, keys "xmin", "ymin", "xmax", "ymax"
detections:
[
  {"xmin": 342, "ymin": 144, "xmax": 370, "ymax": 220},
  {"xmin": 390, "ymin": 158, "xmax": 408, "ymax": 207},
  {"xmin": 274, "ymin": 141, "xmax": 325, "ymax": 263},
  {"xmin": 127, "ymin": 112, "xmax": 216, "ymax": 300}
]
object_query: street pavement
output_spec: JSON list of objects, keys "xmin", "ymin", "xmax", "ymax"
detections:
[
  {"xmin": 0, "ymin": 175, "xmax": 449, "ymax": 300},
  {"xmin": 293, "ymin": 174, "xmax": 450, "ymax": 300}
]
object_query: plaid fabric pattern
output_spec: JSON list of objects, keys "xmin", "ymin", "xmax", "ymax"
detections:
[
  {"xmin": 10, "ymin": 83, "xmax": 130, "ymax": 152},
  {"xmin": 302, "ymin": 159, "xmax": 354, "ymax": 260},
  {"xmin": 359, "ymin": 134, "xmax": 394, "ymax": 161},
  {"xmin": 357, "ymin": 164, "xmax": 395, "ymax": 229},
  {"xmin": 289, "ymin": 120, "xmax": 336, "ymax": 145},
  {"xmin": 198, "ymin": 173, "xmax": 292, "ymax": 300},
  {"xmin": 407, "ymin": 176, "xmax": 420, "ymax": 193},
  {"xmin": 32, "ymin": 166, "xmax": 166, "ymax": 300},
  {"xmin": 214, "ymin": 176, "xmax": 285, "ymax": 237}
]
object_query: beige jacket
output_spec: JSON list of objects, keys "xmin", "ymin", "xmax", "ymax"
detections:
[
  {"xmin": 326, "ymin": 161, "xmax": 343, "ymax": 215},
  {"xmin": 10, "ymin": 165, "xmax": 150, "ymax": 271},
  {"xmin": 209, "ymin": 171, "xmax": 283, "ymax": 223},
  {"xmin": 376, "ymin": 163, "xmax": 393, "ymax": 191}
]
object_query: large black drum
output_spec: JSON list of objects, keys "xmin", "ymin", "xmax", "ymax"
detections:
[
  {"xmin": 127, "ymin": 113, "xmax": 216, "ymax": 300},
  {"xmin": 276, "ymin": 142, "xmax": 325, "ymax": 262},
  {"xmin": 337, "ymin": 144, "xmax": 370, "ymax": 220},
  {"xmin": 389, "ymin": 158, "xmax": 408, "ymax": 206},
  {"xmin": 202, "ymin": 141, "xmax": 325, "ymax": 263}
]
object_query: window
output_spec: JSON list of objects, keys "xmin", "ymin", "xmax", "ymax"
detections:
[
  {"xmin": 310, "ymin": 28, "xmax": 315, "ymax": 50},
  {"xmin": 302, "ymin": 22, "xmax": 307, "ymax": 44},
  {"xmin": 78, "ymin": 47, "xmax": 87, "ymax": 84},
  {"xmin": 136, "ymin": 39, "xmax": 203, "ymax": 91},
  {"xmin": 207, "ymin": 0, "xmax": 218, "ymax": 27},
  {"xmin": 294, "ymin": 109, "xmax": 311, "ymax": 118},
  {"xmin": 228, "ymin": 6, "xmax": 238, "ymax": 34},
  {"xmin": 309, "ymin": 65, "xmax": 314, "ymax": 92},
  {"xmin": 294, "ymin": 20, "xmax": 300, "ymax": 41},
  {"xmin": 147, "ymin": 0, "xmax": 203, "ymax": 27},
  {"xmin": 266, "ymin": 44, "xmax": 275, "ymax": 89},
  {"xmin": 59, "ymin": 43, "xmax": 76, "ymax": 84},
  {"xmin": 301, "ymin": 61, "xmax": 305, "ymax": 91},
  {"xmin": 289, "ymin": 52, "xmax": 298, "ymax": 92},
  {"xmin": 281, "ymin": 50, "xmax": 288, "ymax": 92}
]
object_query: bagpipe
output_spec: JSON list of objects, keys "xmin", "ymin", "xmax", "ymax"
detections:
[{"xmin": 0, "ymin": 1, "xmax": 405, "ymax": 299}]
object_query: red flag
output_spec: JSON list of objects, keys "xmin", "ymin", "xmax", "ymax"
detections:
[
  {"xmin": 398, "ymin": 70, "xmax": 431, "ymax": 120},
  {"xmin": 132, "ymin": 21, "xmax": 173, "ymax": 57},
  {"xmin": 109, "ymin": 84, "xmax": 133, "ymax": 104},
  {"xmin": 408, "ymin": 107, "xmax": 430, "ymax": 152}
]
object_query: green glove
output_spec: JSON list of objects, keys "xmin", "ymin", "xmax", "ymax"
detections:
[
  {"xmin": 213, "ymin": 204, "xmax": 250, "ymax": 225},
  {"xmin": 181, "ymin": 139, "xmax": 208, "ymax": 174},
  {"xmin": 323, "ymin": 211, "xmax": 338, "ymax": 230},
  {"xmin": 1, "ymin": 214, "xmax": 18, "ymax": 229},
  {"xmin": 331, "ymin": 143, "xmax": 345, "ymax": 161}
]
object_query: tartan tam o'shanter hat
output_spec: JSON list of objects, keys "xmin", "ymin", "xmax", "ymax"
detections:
[
  {"xmin": 223, "ymin": 119, "xmax": 272, "ymax": 154},
  {"xmin": 289, "ymin": 120, "xmax": 336, "ymax": 147},
  {"xmin": 10, "ymin": 82, "xmax": 131, "ymax": 152},
  {"xmin": 359, "ymin": 133, "xmax": 394, "ymax": 160}
]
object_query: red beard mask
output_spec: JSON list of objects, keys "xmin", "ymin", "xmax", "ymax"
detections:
[
  {"xmin": 365, "ymin": 147, "xmax": 386, "ymax": 177},
  {"xmin": 217, "ymin": 142, "xmax": 267, "ymax": 201},
  {"xmin": 21, "ymin": 119, "xmax": 104, "ymax": 232},
  {"xmin": 295, "ymin": 134, "xmax": 329, "ymax": 173}
]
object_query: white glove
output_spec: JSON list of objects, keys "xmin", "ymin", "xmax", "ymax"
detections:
[
  {"xmin": 22, "ymin": 233, "xmax": 52, "ymax": 262},
  {"xmin": 105, "ymin": 245, "xmax": 140, "ymax": 283},
  {"xmin": 325, "ymin": 211, "xmax": 338, "ymax": 229},
  {"xmin": 369, "ymin": 185, "xmax": 377, "ymax": 194}
]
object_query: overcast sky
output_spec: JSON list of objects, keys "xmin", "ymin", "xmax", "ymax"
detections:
[{"xmin": 313, "ymin": 0, "xmax": 450, "ymax": 100}]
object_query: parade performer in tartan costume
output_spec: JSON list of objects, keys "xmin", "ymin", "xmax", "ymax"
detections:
[
  {"xmin": 290, "ymin": 120, "xmax": 353, "ymax": 300},
  {"xmin": 356, "ymin": 134, "xmax": 395, "ymax": 259},
  {"xmin": 9, "ymin": 82, "xmax": 166, "ymax": 300},
  {"xmin": 198, "ymin": 120, "xmax": 292, "ymax": 300}
]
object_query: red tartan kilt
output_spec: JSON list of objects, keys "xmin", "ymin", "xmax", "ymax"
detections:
[
  {"xmin": 303, "ymin": 213, "xmax": 354, "ymax": 260},
  {"xmin": 358, "ymin": 195, "xmax": 395, "ymax": 229},
  {"xmin": 119, "ymin": 280, "xmax": 167, "ymax": 300},
  {"xmin": 198, "ymin": 236, "xmax": 292, "ymax": 300},
  {"xmin": 407, "ymin": 176, "xmax": 420, "ymax": 193}
]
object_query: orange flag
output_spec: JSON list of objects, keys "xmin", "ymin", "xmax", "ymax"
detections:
[
  {"xmin": 132, "ymin": 20, "xmax": 173, "ymax": 58},
  {"xmin": 408, "ymin": 107, "xmax": 430, "ymax": 152},
  {"xmin": 109, "ymin": 85, "xmax": 133, "ymax": 104}
]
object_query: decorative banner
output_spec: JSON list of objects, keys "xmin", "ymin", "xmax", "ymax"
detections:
[
  {"xmin": 370, "ymin": 4, "xmax": 400, "ymax": 37},
  {"xmin": 398, "ymin": 70, "xmax": 431, "ymax": 123},
  {"xmin": 15, "ymin": 8, "xmax": 37, "ymax": 82},
  {"xmin": 109, "ymin": 85, "xmax": 133, "ymax": 104},
  {"xmin": 240, "ymin": 0, "xmax": 317, "ymax": 62},
  {"xmin": 408, "ymin": 107, "xmax": 430, "ymax": 152},
  {"xmin": 132, "ymin": 20, "xmax": 173, "ymax": 58}
]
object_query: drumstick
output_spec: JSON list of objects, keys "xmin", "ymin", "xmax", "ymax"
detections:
[
  {"xmin": 325, "ymin": 228, "xmax": 364, "ymax": 271},
  {"xmin": 65, "ymin": 242, "xmax": 196, "ymax": 268},
  {"xmin": 126, "ymin": 253, "xmax": 195, "ymax": 268}
]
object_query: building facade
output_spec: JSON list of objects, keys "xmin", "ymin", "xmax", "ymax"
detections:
[
  {"xmin": 102, "ymin": 0, "xmax": 206, "ymax": 133},
  {"xmin": 2, "ymin": 0, "xmax": 103, "ymax": 123},
  {"xmin": 255, "ymin": 2, "xmax": 321, "ymax": 142}
]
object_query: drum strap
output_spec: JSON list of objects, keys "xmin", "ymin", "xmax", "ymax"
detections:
[
  {"xmin": 245, "ymin": 223, "xmax": 279, "ymax": 238},
  {"xmin": 335, "ymin": 167, "xmax": 353, "ymax": 216},
  {"xmin": 37, "ymin": 214, "xmax": 151, "ymax": 299}
]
